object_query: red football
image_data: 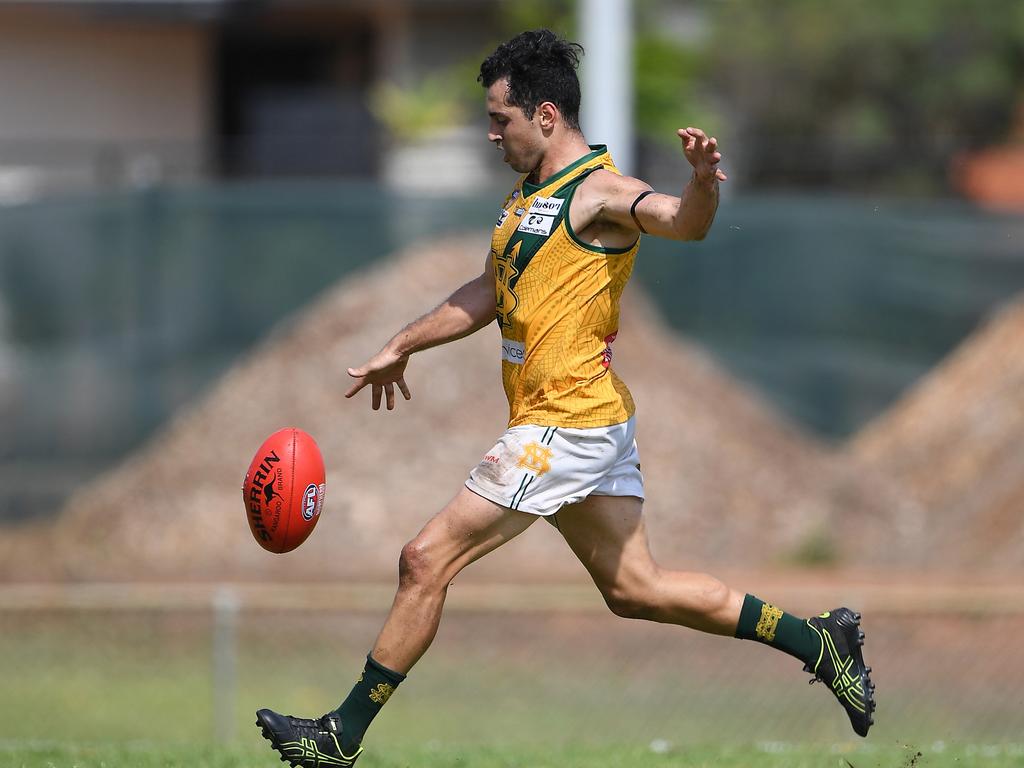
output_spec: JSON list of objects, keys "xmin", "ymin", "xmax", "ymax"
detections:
[{"xmin": 242, "ymin": 427, "xmax": 326, "ymax": 553}]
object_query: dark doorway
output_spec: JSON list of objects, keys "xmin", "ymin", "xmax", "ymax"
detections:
[{"xmin": 215, "ymin": 18, "xmax": 377, "ymax": 177}]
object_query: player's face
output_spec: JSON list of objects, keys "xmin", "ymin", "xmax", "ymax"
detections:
[{"xmin": 486, "ymin": 78, "xmax": 544, "ymax": 174}]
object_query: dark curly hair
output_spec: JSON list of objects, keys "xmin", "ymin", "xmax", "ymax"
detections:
[{"xmin": 478, "ymin": 30, "xmax": 584, "ymax": 132}]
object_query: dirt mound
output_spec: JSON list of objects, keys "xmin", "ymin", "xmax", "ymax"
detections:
[
  {"xmin": 849, "ymin": 298, "xmax": 1024, "ymax": 569},
  {"xmin": 2, "ymin": 234, "xmax": 905, "ymax": 582}
]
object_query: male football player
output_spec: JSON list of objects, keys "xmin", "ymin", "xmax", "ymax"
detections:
[{"xmin": 256, "ymin": 29, "xmax": 874, "ymax": 767}]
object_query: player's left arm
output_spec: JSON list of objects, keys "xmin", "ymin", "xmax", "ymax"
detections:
[{"xmin": 598, "ymin": 127, "xmax": 727, "ymax": 242}]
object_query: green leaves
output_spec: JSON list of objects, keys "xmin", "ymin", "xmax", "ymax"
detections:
[{"xmin": 706, "ymin": 0, "xmax": 1024, "ymax": 190}]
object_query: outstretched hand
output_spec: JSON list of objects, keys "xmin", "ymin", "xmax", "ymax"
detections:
[
  {"xmin": 345, "ymin": 347, "xmax": 412, "ymax": 411},
  {"xmin": 679, "ymin": 127, "xmax": 727, "ymax": 183}
]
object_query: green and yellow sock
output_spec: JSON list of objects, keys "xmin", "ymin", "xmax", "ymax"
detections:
[
  {"xmin": 334, "ymin": 654, "xmax": 406, "ymax": 754},
  {"xmin": 734, "ymin": 594, "xmax": 820, "ymax": 666}
]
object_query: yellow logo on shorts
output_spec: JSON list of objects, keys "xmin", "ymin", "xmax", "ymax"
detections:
[{"xmin": 517, "ymin": 442, "xmax": 553, "ymax": 476}]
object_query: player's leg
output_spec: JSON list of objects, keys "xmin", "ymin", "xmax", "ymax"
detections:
[
  {"xmin": 370, "ymin": 485, "xmax": 538, "ymax": 672},
  {"xmin": 258, "ymin": 487, "xmax": 537, "ymax": 766},
  {"xmin": 555, "ymin": 494, "xmax": 745, "ymax": 633},
  {"xmin": 556, "ymin": 494, "xmax": 875, "ymax": 736}
]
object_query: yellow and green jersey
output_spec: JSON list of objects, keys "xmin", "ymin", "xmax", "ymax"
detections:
[{"xmin": 490, "ymin": 145, "xmax": 638, "ymax": 429}]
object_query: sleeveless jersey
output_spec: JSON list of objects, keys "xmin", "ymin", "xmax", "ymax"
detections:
[{"xmin": 490, "ymin": 145, "xmax": 638, "ymax": 428}]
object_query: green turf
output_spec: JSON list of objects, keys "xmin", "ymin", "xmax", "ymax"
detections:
[
  {"xmin": 4, "ymin": 609, "xmax": 1023, "ymax": 764},
  {"xmin": 2, "ymin": 742, "xmax": 1024, "ymax": 768}
]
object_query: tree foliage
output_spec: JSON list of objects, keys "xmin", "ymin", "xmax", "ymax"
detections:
[
  {"xmin": 371, "ymin": 0, "xmax": 711, "ymax": 150},
  {"xmin": 706, "ymin": 0, "xmax": 1024, "ymax": 191}
]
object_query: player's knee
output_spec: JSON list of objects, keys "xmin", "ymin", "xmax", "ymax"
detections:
[
  {"xmin": 601, "ymin": 582, "xmax": 658, "ymax": 620},
  {"xmin": 398, "ymin": 538, "xmax": 440, "ymax": 589},
  {"xmin": 698, "ymin": 577, "xmax": 732, "ymax": 616},
  {"xmin": 604, "ymin": 594, "xmax": 646, "ymax": 619}
]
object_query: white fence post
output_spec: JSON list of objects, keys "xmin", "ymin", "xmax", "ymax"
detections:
[{"xmin": 212, "ymin": 586, "xmax": 240, "ymax": 743}]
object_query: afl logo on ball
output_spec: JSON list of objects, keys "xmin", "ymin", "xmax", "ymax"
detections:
[{"xmin": 302, "ymin": 483, "xmax": 321, "ymax": 521}]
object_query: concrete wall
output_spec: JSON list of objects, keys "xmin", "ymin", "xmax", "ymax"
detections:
[
  {"xmin": 0, "ymin": 1, "xmax": 497, "ymax": 197},
  {"xmin": 0, "ymin": 6, "xmax": 210, "ymax": 196}
]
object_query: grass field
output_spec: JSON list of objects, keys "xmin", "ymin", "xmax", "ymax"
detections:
[
  {"xmin": 3, "ymin": 606, "xmax": 1022, "ymax": 767},
  {"xmin": 3, "ymin": 741, "xmax": 1024, "ymax": 768}
]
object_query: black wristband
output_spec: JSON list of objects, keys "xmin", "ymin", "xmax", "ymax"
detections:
[{"xmin": 630, "ymin": 190, "xmax": 655, "ymax": 234}]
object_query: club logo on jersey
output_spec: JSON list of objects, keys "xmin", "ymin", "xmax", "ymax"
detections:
[
  {"xmin": 601, "ymin": 331, "xmax": 618, "ymax": 369},
  {"xmin": 517, "ymin": 442, "xmax": 554, "ymax": 476},
  {"xmin": 495, "ymin": 208, "xmax": 509, "ymax": 228},
  {"xmin": 494, "ymin": 242, "xmax": 521, "ymax": 330}
]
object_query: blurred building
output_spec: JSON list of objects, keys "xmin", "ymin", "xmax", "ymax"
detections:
[
  {"xmin": 0, "ymin": 0, "xmax": 498, "ymax": 202},
  {"xmin": 954, "ymin": 103, "xmax": 1024, "ymax": 213}
]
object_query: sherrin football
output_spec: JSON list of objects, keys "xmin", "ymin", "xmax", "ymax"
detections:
[{"xmin": 243, "ymin": 427, "xmax": 325, "ymax": 553}]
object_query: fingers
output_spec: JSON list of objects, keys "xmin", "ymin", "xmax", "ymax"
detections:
[
  {"xmin": 381, "ymin": 381, "xmax": 412, "ymax": 410},
  {"xmin": 678, "ymin": 127, "xmax": 716, "ymax": 154},
  {"xmin": 679, "ymin": 129, "xmax": 700, "ymax": 154},
  {"xmin": 397, "ymin": 378, "xmax": 412, "ymax": 401},
  {"xmin": 678, "ymin": 127, "xmax": 727, "ymax": 181},
  {"xmin": 348, "ymin": 374, "xmax": 411, "ymax": 409},
  {"xmin": 344, "ymin": 377, "xmax": 367, "ymax": 399},
  {"xmin": 344, "ymin": 365, "xmax": 368, "ymax": 399}
]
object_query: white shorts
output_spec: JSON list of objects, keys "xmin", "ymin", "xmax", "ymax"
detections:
[{"xmin": 465, "ymin": 416, "xmax": 644, "ymax": 516}]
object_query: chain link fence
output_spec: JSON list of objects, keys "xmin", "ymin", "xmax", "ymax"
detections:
[
  {"xmin": 2, "ymin": 581, "xmax": 1021, "ymax": 751},
  {"xmin": 3, "ymin": 186, "xmax": 1024, "ymax": 757}
]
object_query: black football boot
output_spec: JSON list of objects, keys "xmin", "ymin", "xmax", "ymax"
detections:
[
  {"xmin": 256, "ymin": 708, "xmax": 361, "ymax": 767},
  {"xmin": 805, "ymin": 608, "xmax": 876, "ymax": 737}
]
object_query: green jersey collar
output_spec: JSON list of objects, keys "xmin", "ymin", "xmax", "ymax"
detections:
[{"xmin": 521, "ymin": 145, "xmax": 608, "ymax": 197}]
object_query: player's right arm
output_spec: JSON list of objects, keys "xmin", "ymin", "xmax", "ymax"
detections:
[{"xmin": 345, "ymin": 254, "xmax": 496, "ymax": 410}]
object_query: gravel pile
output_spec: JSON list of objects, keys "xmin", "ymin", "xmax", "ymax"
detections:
[
  {"xmin": 850, "ymin": 298, "xmax": 1024, "ymax": 570},
  {"xmin": 3, "ymin": 234, "xmax": 907, "ymax": 582}
]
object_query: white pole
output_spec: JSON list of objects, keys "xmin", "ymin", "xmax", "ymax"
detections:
[
  {"xmin": 212, "ymin": 586, "xmax": 240, "ymax": 743},
  {"xmin": 579, "ymin": 0, "xmax": 635, "ymax": 175}
]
